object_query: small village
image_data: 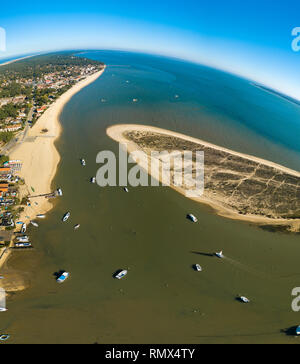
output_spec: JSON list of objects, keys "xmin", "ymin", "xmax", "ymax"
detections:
[
  {"xmin": 0, "ymin": 54, "xmax": 104, "ymax": 264},
  {"xmin": 0, "ymin": 54, "xmax": 104, "ymax": 145}
]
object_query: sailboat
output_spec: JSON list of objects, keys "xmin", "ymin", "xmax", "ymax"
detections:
[
  {"xmin": 0, "ymin": 287, "xmax": 7, "ymax": 312},
  {"xmin": 215, "ymin": 251, "xmax": 224, "ymax": 259}
]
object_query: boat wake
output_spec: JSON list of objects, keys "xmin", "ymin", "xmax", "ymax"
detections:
[{"xmin": 222, "ymin": 256, "xmax": 276, "ymax": 280}]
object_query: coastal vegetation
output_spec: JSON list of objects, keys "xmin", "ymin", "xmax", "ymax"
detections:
[
  {"xmin": 108, "ymin": 124, "xmax": 300, "ymax": 233},
  {"xmin": 0, "ymin": 52, "xmax": 104, "ymax": 141}
]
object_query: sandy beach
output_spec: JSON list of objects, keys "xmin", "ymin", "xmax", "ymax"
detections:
[
  {"xmin": 0, "ymin": 68, "xmax": 105, "ymax": 271},
  {"xmin": 107, "ymin": 124, "xmax": 300, "ymax": 227},
  {"xmin": 0, "ymin": 54, "xmax": 39, "ymax": 67}
]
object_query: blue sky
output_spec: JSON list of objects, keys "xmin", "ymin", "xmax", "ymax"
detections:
[{"xmin": 1, "ymin": 0, "xmax": 300, "ymax": 100}]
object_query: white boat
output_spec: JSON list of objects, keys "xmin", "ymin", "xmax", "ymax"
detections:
[
  {"xmin": 132, "ymin": 98, "xmax": 138, "ymax": 102},
  {"xmin": 194, "ymin": 264, "xmax": 202, "ymax": 272},
  {"xmin": 56, "ymin": 271, "xmax": 69, "ymax": 283},
  {"xmin": 215, "ymin": 251, "xmax": 224, "ymax": 259},
  {"xmin": 30, "ymin": 221, "xmax": 39, "ymax": 227},
  {"xmin": 62, "ymin": 212, "xmax": 70, "ymax": 222},
  {"xmin": 21, "ymin": 223, "xmax": 26, "ymax": 233},
  {"xmin": 15, "ymin": 242, "xmax": 32, "ymax": 248},
  {"xmin": 187, "ymin": 214, "xmax": 198, "ymax": 223},
  {"xmin": 0, "ymin": 288, "xmax": 6, "ymax": 312},
  {"xmin": 81, "ymin": 159, "xmax": 86, "ymax": 166},
  {"xmin": 74, "ymin": 224, "xmax": 80, "ymax": 230},
  {"xmin": 16, "ymin": 236, "xmax": 29, "ymax": 243},
  {"xmin": 91, "ymin": 177, "xmax": 96, "ymax": 184},
  {"xmin": 37, "ymin": 214, "xmax": 46, "ymax": 219},
  {"xmin": 115, "ymin": 270, "xmax": 128, "ymax": 280},
  {"xmin": 238, "ymin": 296, "xmax": 250, "ymax": 303},
  {"xmin": 0, "ymin": 335, "xmax": 10, "ymax": 341},
  {"xmin": 124, "ymin": 187, "xmax": 129, "ymax": 193},
  {"xmin": 57, "ymin": 188, "xmax": 63, "ymax": 196}
]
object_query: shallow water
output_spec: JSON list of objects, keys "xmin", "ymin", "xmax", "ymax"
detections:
[{"xmin": 1, "ymin": 51, "xmax": 300, "ymax": 343}]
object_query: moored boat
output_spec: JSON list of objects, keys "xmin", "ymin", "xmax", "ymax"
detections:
[
  {"xmin": 56, "ymin": 271, "xmax": 69, "ymax": 283},
  {"xmin": 0, "ymin": 335, "xmax": 10, "ymax": 341},
  {"xmin": 21, "ymin": 223, "xmax": 26, "ymax": 233},
  {"xmin": 57, "ymin": 188, "xmax": 63, "ymax": 196},
  {"xmin": 124, "ymin": 187, "xmax": 129, "ymax": 193},
  {"xmin": 30, "ymin": 221, "xmax": 39, "ymax": 227},
  {"xmin": 194, "ymin": 264, "xmax": 202, "ymax": 272},
  {"xmin": 91, "ymin": 177, "xmax": 96, "ymax": 184},
  {"xmin": 187, "ymin": 214, "xmax": 198, "ymax": 223},
  {"xmin": 296, "ymin": 326, "xmax": 300, "ymax": 335},
  {"xmin": 237, "ymin": 296, "xmax": 250, "ymax": 303},
  {"xmin": 80, "ymin": 159, "xmax": 86, "ymax": 166},
  {"xmin": 74, "ymin": 224, "xmax": 80, "ymax": 230},
  {"xmin": 15, "ymin": 242, "xmax": 32, "ymax": 248},
  {"xmin": 62, "ymin": 212, "xmax": 70, "ymax": 222},
  {"xmin": 115, "ymin": 270, "xmax": 128, "ymax": 280},
  {"xmin": 37, "ymin": 214, "xmax": 46, "ymax": 219},
  {"xmin": 16, "ymin": 236, "xmax": 29, "ymax": 243}
]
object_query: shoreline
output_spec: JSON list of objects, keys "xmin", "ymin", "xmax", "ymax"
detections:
[
  {"xmin": 0, "ymin": 67, "xmax": 106, "ymax": 271},
  {"xmin": 0, "ymin": 54, "xmax": 40, "ymax": 67},
  {"xmin": 107, "ymin": 124, "xmax": 300, "ymax": 227}
]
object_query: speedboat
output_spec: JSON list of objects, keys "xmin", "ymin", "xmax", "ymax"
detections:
[
  {"xmin": 187, "ymin": 214, "xmax": 198, "ymax": 223},
  {"xmin": 62, "ymin": 212, "xmax": 70, "ymax": 222},
  {"xmin": 115, "ymin": 270, "xmax": 128, "ymax": 280},
  {"xmin": 0, "ymin": 335, "xmax": 10, "ymax": 341},
  {"xmin": 74, "ymin": 224, "xmax": 80, "ymax": 230},
  {"xmin": 91, "ymin": 177, "xmax": 96, "ymax": 184},
  {"xmin": 37, "ymin": 214, "xmax": 46, "ymax": 219},
  {"xmin": 30, "ymin": 221, "xmax": 39, "ymax": 227},
  {"xmin": 238, "ymin": 296, "xmax": 250, "ymax": 304},
  {"xmin": 80, "ymin": 159, "xmax": 86, "ymax": 166},
  {"xmin": 215, "ymin": 251, "xmax": 224, "ymax": 259},
  {"xmin": 56, "ymin": 271, "xmax": 69, "ymax": 283},
  {"xmin": 124, "ymin": 187, "xmax": 129, "ymax": 193},
  {"xmin": 21, "ymin": 223, "xmax": 26, "ymax": 233},
  {"xmin": 194, "ymin": 264, "xmax": 202, "ymax": 272}
]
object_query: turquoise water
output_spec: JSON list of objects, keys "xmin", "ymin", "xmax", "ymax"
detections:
[{"xmin": 1, "ymin": 51, "xmax": 300, "ymax": 343}]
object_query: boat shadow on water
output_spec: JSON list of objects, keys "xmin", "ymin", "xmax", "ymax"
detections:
[
  {"xmin": 281, "ymin": 326, "xmax": 300, "ymax": 337},
  {"xmin": 190, "ymin": 251, "xmax": 215, "ymax": 257}
]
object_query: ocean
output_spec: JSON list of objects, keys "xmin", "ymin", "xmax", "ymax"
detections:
[{"xmin": 1, "ymin": 50, "xmax": 300, "ymax": 343}]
